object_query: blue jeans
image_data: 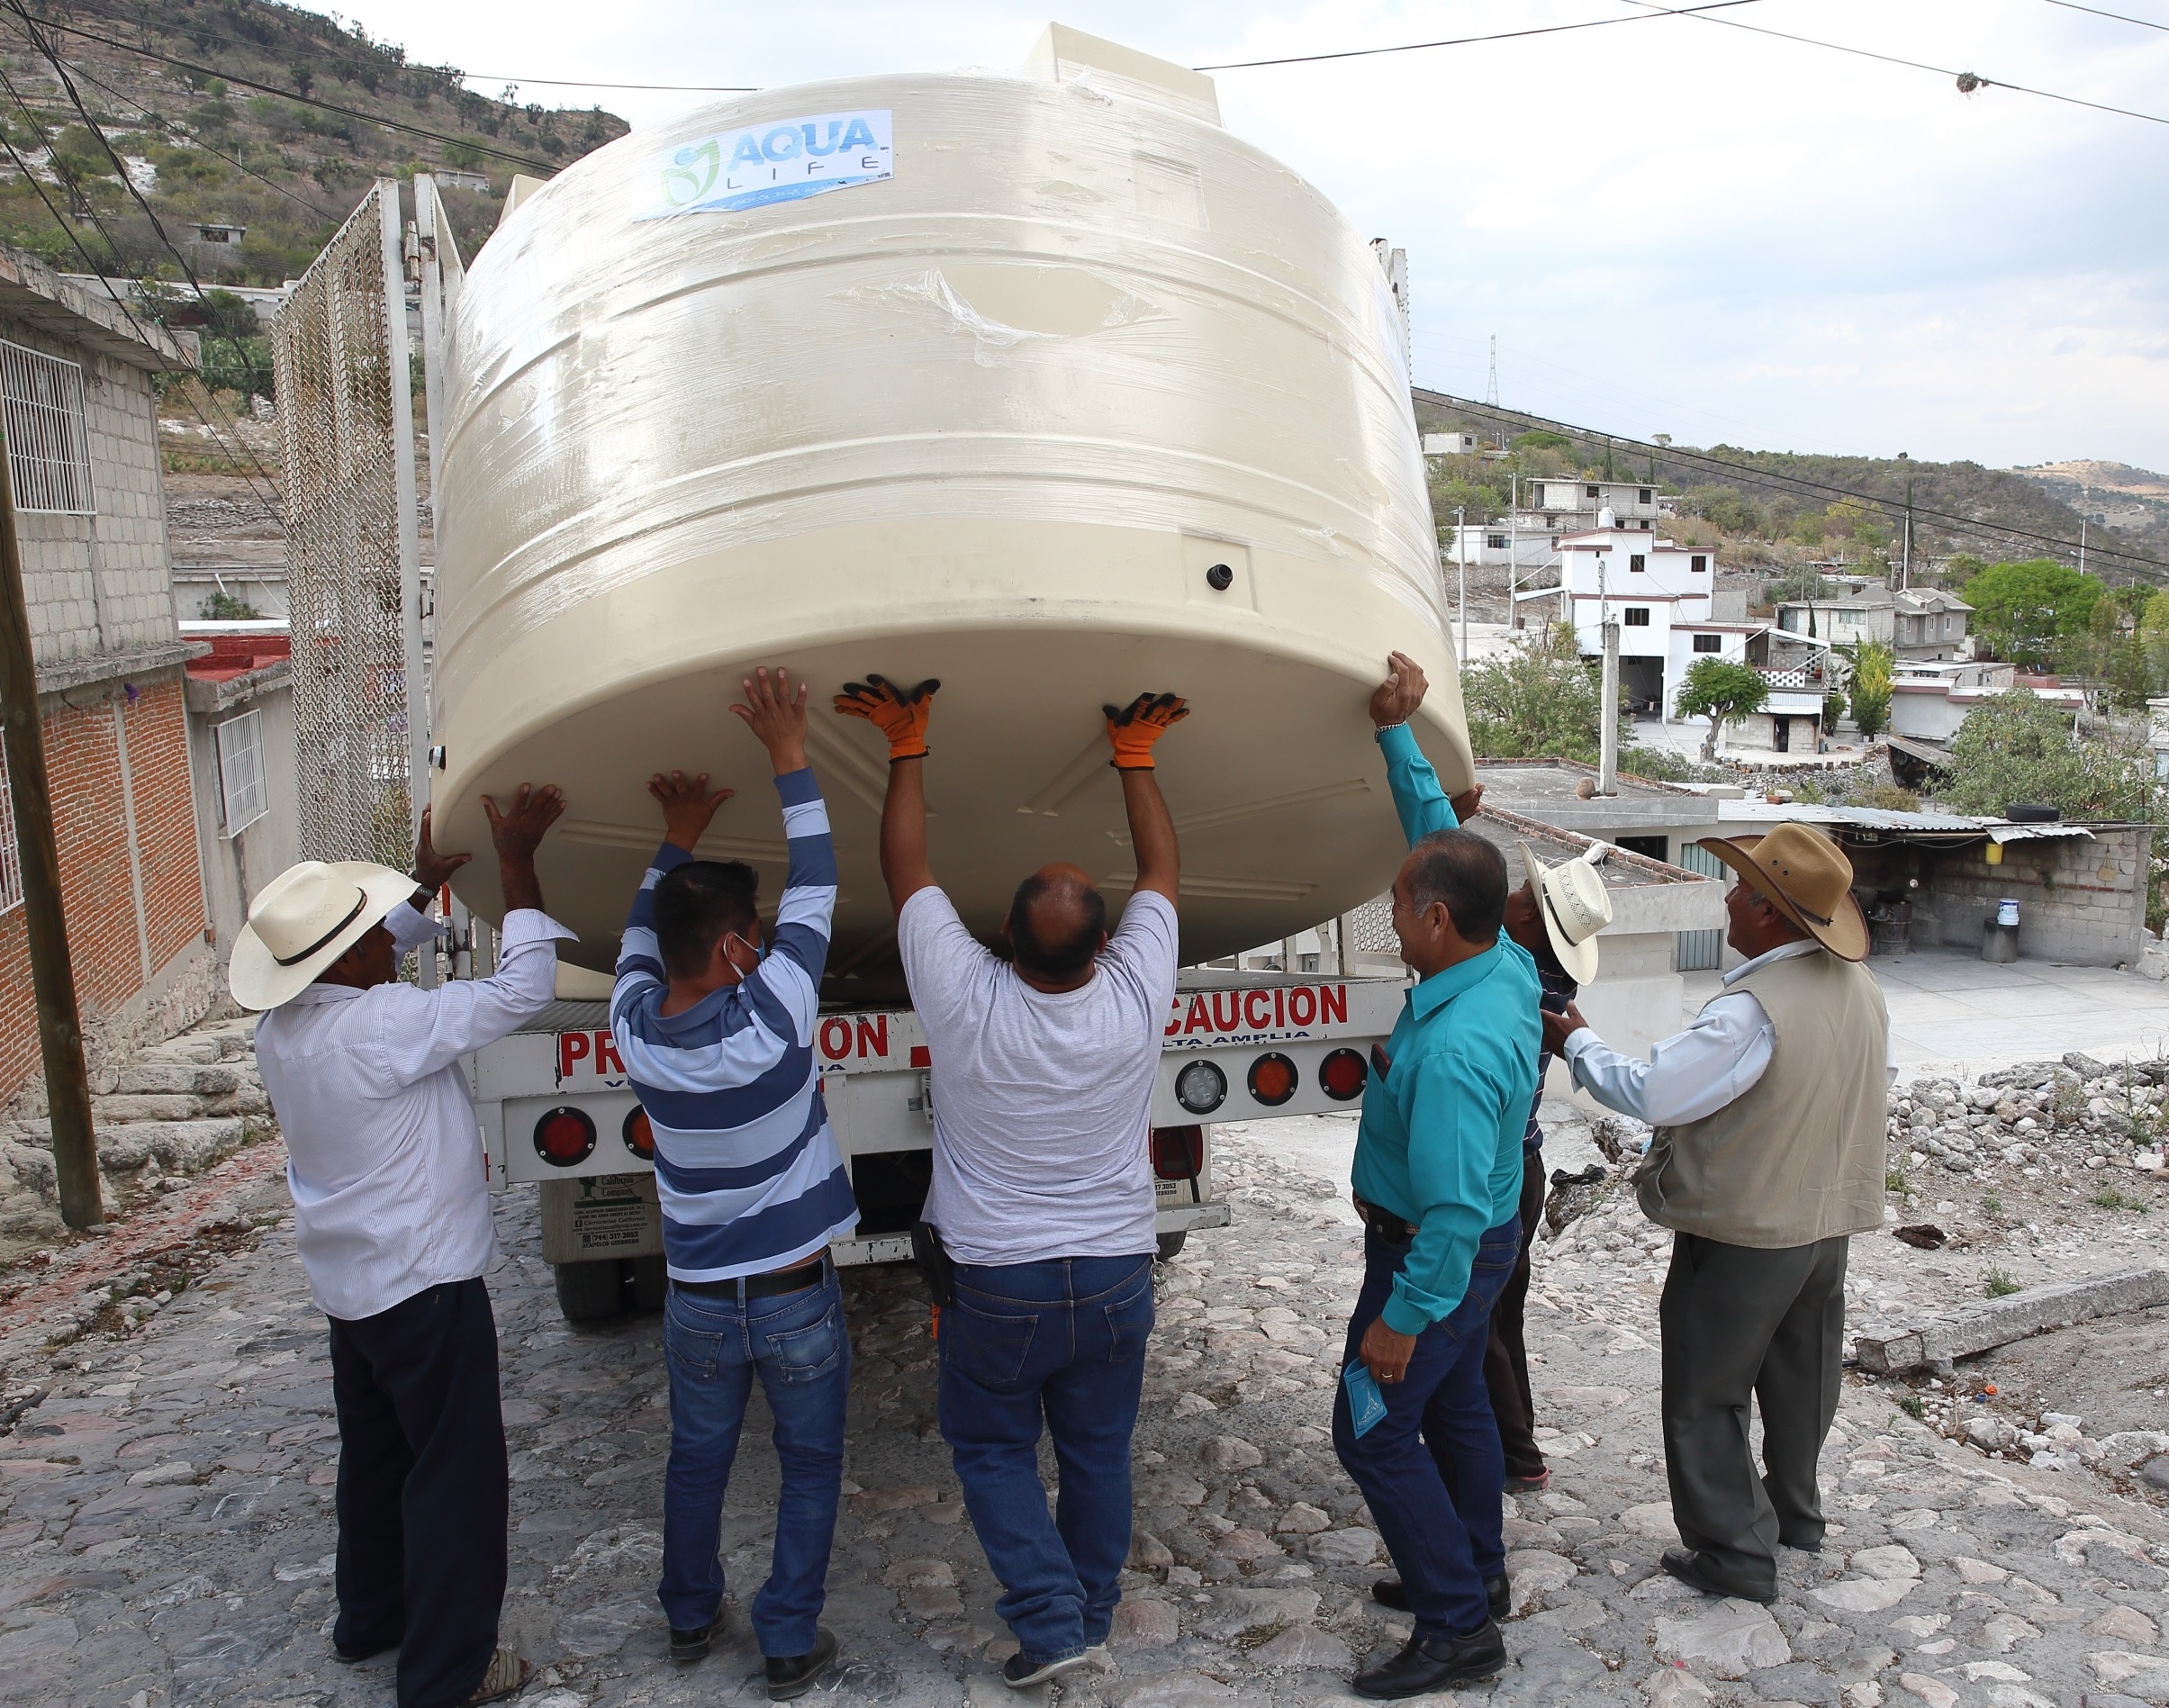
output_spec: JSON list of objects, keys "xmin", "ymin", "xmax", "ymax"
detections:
[
  {"xmin": 938, "ymin": 1254, "xmax": 1155, "ymax": 1665},
  {"xmin": 657, "ymin": 1265, "xmax": 849, "ymax": 1658},
  {"xmin": 1333, "ymin": 1219, "xmax": 1520, "ymax": 1640}
]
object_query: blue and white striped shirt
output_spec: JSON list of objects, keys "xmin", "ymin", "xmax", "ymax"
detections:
[{"xmin": 610, "ymin": 767, "xmax": 858, "ymax": 1282}]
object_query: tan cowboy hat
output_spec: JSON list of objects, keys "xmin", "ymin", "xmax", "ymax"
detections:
[
  {"xmin": 229, "ymin": 860, "xmax": 418, "ymax": 1010},
  {"xmin": 1695, "ymin": 823, "xmax": 1869, "ymax": 962},
  {"xmin": 1517, "ymin": 840, "xmax": 1613, "ymax": 984}
]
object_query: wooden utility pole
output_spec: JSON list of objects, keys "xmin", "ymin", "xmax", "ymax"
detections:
[{"xmin": 0, "ymin": 431, "xmax": 101, "ymax": 1228}]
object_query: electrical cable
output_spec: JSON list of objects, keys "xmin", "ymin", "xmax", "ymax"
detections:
[
  {"xmin": 14, "ymin": 9, "xmax": 559, "ymax": 171},
  {"xmin": 10, "ymin": 5, "xmax": 287, "ymax": 502},
  {"xmin": 1194, "ymin": 0, "xmax": 1767, "ymax": 70},
  {"xmin": 2039, "ymin": 0, "xmax": 2169, "ymax": 32},
  {"xmin": 1414, "ymin": 388, "xmax": 2165, "ymax": 577},
  {"xmin": 0, "ymin": 56, "xmax": 284, "ymax": 520},
  {"xmin": 461, "ymin": 76, "xmax": 756, "ymax": 93},
  {"xmin": 1616, "ymin": 0, "xmax": 2169, "ymax": 128}
]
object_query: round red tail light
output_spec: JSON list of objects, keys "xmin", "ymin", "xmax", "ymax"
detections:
[
  {"xmin": 622, "ymin": 1106, "xmax": 655, "ymax": 1161},
  {"xmin": 1320, "ymin": 1048, "xmax": 1368, "ymax": 1102},
  {"xmin": 1247, "ymin": 1053, "xmax": 1298, "ymax": 1107},
  {"xmin": 533, "ymin": 1107, "xmax": 596, "ymax": 1167}
]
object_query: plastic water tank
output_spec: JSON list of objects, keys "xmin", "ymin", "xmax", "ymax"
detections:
[{"xmin": 431, "ymin": 24, "xmax": 1469, "ymax": 985}]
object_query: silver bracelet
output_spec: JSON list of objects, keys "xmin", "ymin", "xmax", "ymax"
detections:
[{"xmin": 1374, "ymin": 721, "xmax": 1407, "ymax": 734}]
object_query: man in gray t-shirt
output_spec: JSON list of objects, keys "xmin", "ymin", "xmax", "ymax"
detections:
[{"xmin": 835, "ymin": 675, "xmax": 1187, "ymax": 1691}]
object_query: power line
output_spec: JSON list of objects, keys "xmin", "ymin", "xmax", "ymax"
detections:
[
  {"xmin": 0, "ymin": 49, "xmax": 283, "ymax": 519},
  {"xmin": 1195, "ymin": 0, "xmax": 1766, "ymax": 70},
  {"xmin": 14, "ymin": 9, "xmax": 560, "ymax": 170},
  {"xmin": 465, "ymin": 75, "xmax": 756, "ymax": 93},
  {"xmin": 1617, "ymin": 0, "xmax": 2169, "ymax": 128},
  {"xmin": 2039, "ymin": 0, "xmax": 2169, "ymax": 31},
  {"xmin": 1414, "ymin": 388, "xmax": 2167, "ymax": 578}
]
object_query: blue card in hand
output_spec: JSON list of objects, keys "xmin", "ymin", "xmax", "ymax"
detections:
[{"xmin": 1343, "ymin": 1360, "xmax": 1387, "ymax": 1438}]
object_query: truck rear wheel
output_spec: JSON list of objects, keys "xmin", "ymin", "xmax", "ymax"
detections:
[
  {"xmin": 554, "ymin": 1258, "xmax": 625, "ymax": 1323},
  {"xmin": 1155, "ymin": 1231, "xmax": 1188, "ymax": 1262},
  {"xmin": 630, "ymin": 1254, "xmax": 669, "ymax": 1313}
]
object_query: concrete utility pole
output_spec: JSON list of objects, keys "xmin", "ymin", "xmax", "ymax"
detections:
[
  {"xmin": 1456, "ymin": 504, "xmax": 1469, "ymax": 664},
  {"xmin": 1599, "ymin": 619, "xmax": 1621, "ymax": 796},
  {"xmin": 0, "ymin": 434, "xmax": 101, "ymax": 1228}
]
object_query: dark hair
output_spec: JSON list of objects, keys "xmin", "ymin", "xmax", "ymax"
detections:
[
  {"xmin": 1406, "ymin": 830, "xmax": 1506, "ymax": 944},
  {"xmin": 1008, "ymin": 870, "xmax": 1107, "ymax": 979},
  {"xmin": 653, "ymin": 860, "xmax": 760, "ymax": 980}
]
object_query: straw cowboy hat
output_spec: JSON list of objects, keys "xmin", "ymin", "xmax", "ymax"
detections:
[
  {"xmin": 229, "ymin": 860, "xmax": 418, "ymax": 1010},
  {"xmin": 1517, "ymin": 840, "xmax": 1613, "ymax": 984},
  {"xmin": 1695, "ymin": 822, "xmax": 1869, "ymax": 962}
]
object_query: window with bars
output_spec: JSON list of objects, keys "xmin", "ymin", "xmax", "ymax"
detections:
[
  {"xmin": 0, "ymin": 743, "xmax": 20, "ymax": 914},
  {"xmin": 1624, "ymin": 607, "xmax": 1651, "ymax": 626},
  {"xmin": 216, "ymin": 710, "xmax": 267, "ymax": 836},
  {"xmin": 0, "ymin": 340, "xmax": 94, "ymax": 515}
]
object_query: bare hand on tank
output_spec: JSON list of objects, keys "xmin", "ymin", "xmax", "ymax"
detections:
[
  {"xmin": 648, "ymin": 772, "xmax": 734, "ymax": 854},
  {"xmin": 731, "ymin": 666, "xmax": 810, "ymax": 775},
  {"xmin": 1369, "ymin": 652, "xmax": 1427, "ymax": 727},
  {"xmin": 411, "ymin": 805, "xmax": 472, "ymax": 895},
  {"xmin": 481, "ymin": 783, "xmax": 566, "ymax": 862},
  {"xmin": 835, "ymin": 674, "xmax": 940, "ymax": 761}
]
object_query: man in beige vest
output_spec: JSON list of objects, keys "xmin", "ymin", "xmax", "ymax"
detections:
[{"xmin": 1539, "ymin": 824, "xmax": 1889, "ymax": 1604}]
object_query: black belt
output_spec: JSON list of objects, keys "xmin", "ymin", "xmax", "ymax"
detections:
[
  {"xmin": 1353, "ymin": 1196, "xmax": 1416, "ymax": 1245},
  {"xmin": 673, "ymin": 1256, "xmax": 827, "ymax": 1299}
]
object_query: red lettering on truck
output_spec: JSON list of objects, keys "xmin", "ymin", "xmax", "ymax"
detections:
[
  {"xmin": 1288, "ymin": 986, "xmax": 1316, "ymax": 1026},
  {"xmin": 1181, "ymin": 995, "xmax": 1212, "ymax": 1035},
  {"xmin": 1322, "ymin": 983, "xmax": 1347, "ymax": 1024},
  {"xmin": 595, "ymin": 1033, "xmax": 624, "ymax": 1076},
  {"xmin": 1243, "ymin": 989, "xmax": 1273, "ymax": 1029},
  {"xmin": 819, "ymin": 1017, "xmax": 852, "ymax": 1061},
  {"xmin": 558, "ymin": 1031, "xmax": 590, "ymax": 1080},
  {"xmin": 855, "ymin": 1016, "xmax": 888, "ymax": 1060}
]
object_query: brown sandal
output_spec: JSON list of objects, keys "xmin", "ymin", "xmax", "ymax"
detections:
[{"xmin": 464, "ymin": 1649, "xmax": 534, "ymax": 1705}]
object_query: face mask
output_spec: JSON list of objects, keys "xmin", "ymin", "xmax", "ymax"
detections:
[{"xmin": 725, "ymin": 931, "xmax": 765, "ymax": 974}]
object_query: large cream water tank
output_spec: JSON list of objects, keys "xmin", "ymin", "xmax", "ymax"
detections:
[{"xmin": 431, "ymin": 25, "xmax": 1469, "ymax": 986}]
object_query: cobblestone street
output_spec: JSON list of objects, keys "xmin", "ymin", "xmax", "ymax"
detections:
[{"xmin": 4, "ymin": 1100, "xmax": 2167, "ymax": 1708}]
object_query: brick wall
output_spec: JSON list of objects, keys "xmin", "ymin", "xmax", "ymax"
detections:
[
  {"xmin": 0, "ymin": 314, "xmax": 176, "ymax": 670},
  {"xmin": 0, "ymin": 678, "xmax": 209, "ymax": 1098},
  {"xmin": 1907, "ymin": 828, "xmax": 2149, "ymax": 968}
]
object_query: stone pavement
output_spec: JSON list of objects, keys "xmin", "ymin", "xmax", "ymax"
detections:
[{"xmin": 4, "ymin": 1109, "xmax": 2168, "ymax": 1708}]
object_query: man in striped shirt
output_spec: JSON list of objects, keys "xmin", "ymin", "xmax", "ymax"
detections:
[{"xmin": 610, "ymin": 667, "xmax": 856, "ymax": 1703}]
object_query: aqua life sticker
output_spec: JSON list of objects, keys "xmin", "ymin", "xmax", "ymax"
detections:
[{"xmin": 643, "ymin": 111, "xmax": 893, "ymax": 217}]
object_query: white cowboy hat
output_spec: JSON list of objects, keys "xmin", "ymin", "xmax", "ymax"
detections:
[
  {"xmin": 229, "ymin": 860, "xmax": 419, "ymax": 1010},
  {"xmin": 1517, "ymin": 839, "xmax": 1613, "ymax": 985}
]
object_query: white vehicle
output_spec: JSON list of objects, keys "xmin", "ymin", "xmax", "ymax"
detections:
[{"xmin": 468, "ymin": 969, "xmax": 1404, "ymax": 1321}]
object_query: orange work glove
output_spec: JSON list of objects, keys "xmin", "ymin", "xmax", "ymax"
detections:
[
  {"xmin": 1104, "ymin": 691, "xmax": 1188, "ymax": 770},
  {"xmin": 834, "ymin": 674, "xmax": 940, "ymax": 760}
]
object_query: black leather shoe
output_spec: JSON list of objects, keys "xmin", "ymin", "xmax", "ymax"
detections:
[
  {"xmin": 1369, "ymin": 1577, "xmax": 1511, "ymax": 1620},
  {"xmin": 1351, "ymin": 1623, "xmax": 1508, "ymax": 1698},
  {"xmin": 765, "ymin": 1629, "xmax": 838, "ymax": 1701},
  {"xmin": 670, "ymin": 1615, "xmax": 718, "ymax": 1663},
  {"xmin": 1661, "ymin": 1547, "xmax": 1775, "ymax": 1604}
]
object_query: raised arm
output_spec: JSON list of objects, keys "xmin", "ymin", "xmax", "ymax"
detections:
[
  {"xmin": 735, "ymin": 668, "xmax": 836, "ymax": 990},
  {"xmin": 836, "ymin": 674, "xmax": 939, "ymax": 915},
  {"xmin": 1369, "ymin": 651, "xmax": 1481, "ymax": 846},
  {"xmin": 1106, "ymin": 691, "xmax": 1188, "ymax": 905}
]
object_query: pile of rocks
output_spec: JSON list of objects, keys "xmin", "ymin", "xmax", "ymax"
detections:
[
  {"xmin": 1889, "ymin": 1052, "xmax": 2169, "ymax": 1182},
  {"xmin": 0, "ymin": 1017, "xmax": 268, "ymax": 1248}
]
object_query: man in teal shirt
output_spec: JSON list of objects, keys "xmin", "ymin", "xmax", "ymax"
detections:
[{"xmin": 1335, "ymin": 653, "xmax": 1541, "ymax": 1700}]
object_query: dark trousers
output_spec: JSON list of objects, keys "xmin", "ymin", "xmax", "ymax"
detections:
[
  {"xmin": 1333, "ymin": 1220, "xmax": 1519, "ymax": 1641},
  {"xmin": 1659, "ymin": 1232, "xmax": 1848, "ymax": 1598},
  {"xmin": 938, "ymin": 1256, "xmax": 1155, "ymax": 1665},
  {"xmin": 1482, "ymin": 1151, "xmax": 1547, "ymax": 1480},
  {"xmin": 328, "ymin": 1277, "xmax": 507, "ymax": 1708}
]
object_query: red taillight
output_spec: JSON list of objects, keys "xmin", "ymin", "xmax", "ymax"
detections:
[
  {"xmin": 1152, "ymin": 1125, "xmax": 1205, "ymax": 1180},
  {"xmin": 1320, "ymin": 1048, "xmax": 1368, "ymax": 1102},
  {"xmin": 533, "ymin": 1107, "xmax": 596, "ymax": 1167},
  {"xmin": 622, "ymin": 1106, "xmax": 655, "ymax": 1161},
  {"xmin": 1248, "ymin": 1053, "xmax": 1298, "ymax": 1107}
]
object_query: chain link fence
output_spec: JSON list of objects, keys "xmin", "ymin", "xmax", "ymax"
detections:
[{"xmin": 270, "ymin": 182, "xmax": 420, "ymax": 870}]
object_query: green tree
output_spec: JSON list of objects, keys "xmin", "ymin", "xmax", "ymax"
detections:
[
  {"xmin": 1676, "ymin": 658, "xmax": 1770, "ymax": 760},
  {"xmin": 1938, "ymin": 691, "xmax": 2159, "ymax": 819},
  {"xmin": 1960, "ymin": 558, "xmax": 2102, "ymax": 668},
  {"xmin": 1461, "ymin": 626, "xmax": 1617, "ymax": 763},
  {"xmin": 1842, "ymin": 638, "xmax": 1895, "ymax": 741}
]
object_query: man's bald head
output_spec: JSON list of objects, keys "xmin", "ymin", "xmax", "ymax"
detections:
[{"xmin": 1006, "ymin": 862, "xmax": 1107, "ymax": 980}]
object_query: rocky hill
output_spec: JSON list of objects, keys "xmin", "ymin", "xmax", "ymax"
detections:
[
  {"xmin": 2018, "ymin": 460, "xmax": 2169, "ymax": 563},
  {"xmin": 0, "ymin": 0, "xmax": 628, "ymax": 285}
]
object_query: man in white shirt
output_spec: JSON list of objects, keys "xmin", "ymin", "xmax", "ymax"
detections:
[
  {"xmin": 834, "ymin": 677, "xmax": 1186, "ymax": 1691},
  {"xmin": 1540, "ymin": 824, "xmax": 1891, "ymax": 1605},
  {"xmin": 235, "ymin": 787, "xmax": 570, "ymax": 1708}
]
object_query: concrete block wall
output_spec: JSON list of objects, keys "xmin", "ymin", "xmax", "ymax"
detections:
[
  {"xmin": 1909, "ymin": 828, "xmax": 2149, "ymax": 968},
  {"xmin": 0, "ymin": 313, "xmax": 178, "ymax": 670}
]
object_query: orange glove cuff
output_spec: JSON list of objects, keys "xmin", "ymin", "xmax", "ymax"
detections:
[{"xmin": 1104, "ymin": 692, "xmax": 1189, "ymax": 770}]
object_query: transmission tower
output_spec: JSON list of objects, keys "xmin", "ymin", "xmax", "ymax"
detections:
[{"xmin": 1485, "ymin": 335, "xmax": 1498, "ymax": 406}]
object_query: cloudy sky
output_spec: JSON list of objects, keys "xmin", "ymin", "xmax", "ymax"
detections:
[{"xmin": 333, "ymin": 0, "xmax": 2169, "ymax": 474}]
